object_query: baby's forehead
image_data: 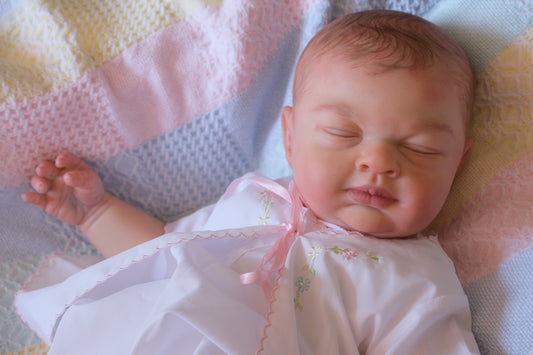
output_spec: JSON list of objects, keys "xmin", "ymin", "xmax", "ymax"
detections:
[
  {"xmin": 296, "ymin": 53, "xmax": 471, "ymax": 132},
  {"xmin": 297, "ymin": 49, "xmax": 472, "ymax": 124},
  {"xmin": 299, "ymin": 49, "xmax": 459, "ymax": 93}
]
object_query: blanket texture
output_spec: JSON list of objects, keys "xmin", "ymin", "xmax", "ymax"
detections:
[{"xmin": 1, "ymin": 0, "xmax": 532, "ymax": 354}]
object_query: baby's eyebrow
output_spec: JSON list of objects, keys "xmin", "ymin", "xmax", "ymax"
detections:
[
  {"xmin": 415, "ymin": 121, "xmax": 455, "ymax": 136},
  {"xmin": 314, "ymin": 104, "xmax": 457, "ymax": 136},
  {"xmin": 313, "ymin": 104, "xmax": 356, "ymax": 121},
  {"xmin": 314, "ymin": 103, "xmax": 351, "ymax": 113}
]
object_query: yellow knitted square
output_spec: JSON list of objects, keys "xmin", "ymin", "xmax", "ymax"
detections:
[{"xmin": 0, "ymin": 0, "xmax": 223, "ymax": 103}]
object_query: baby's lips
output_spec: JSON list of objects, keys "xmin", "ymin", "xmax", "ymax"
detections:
[{"xmin": 347, "ymin": 185, "xmax": 397, "ymax": 208}]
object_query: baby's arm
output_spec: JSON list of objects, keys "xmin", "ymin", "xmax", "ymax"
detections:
[{"xmin": 22, "ymin": 152, "xmax": 165, "ymax": 258}]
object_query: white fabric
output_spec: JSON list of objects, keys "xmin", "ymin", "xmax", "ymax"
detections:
[{"xmin": 16, "ymin": 174, "xmax": 479, "ymax": 354}]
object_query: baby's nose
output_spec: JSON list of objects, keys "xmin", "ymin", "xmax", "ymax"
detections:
[{"xmin": 355, "ymin": 141, "xmax": 400, "ymax": 178}]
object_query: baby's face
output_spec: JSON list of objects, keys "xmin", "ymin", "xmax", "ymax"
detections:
[{"xmin": 282, "ymin": 54, "xmax": 471, "ymax": 238}]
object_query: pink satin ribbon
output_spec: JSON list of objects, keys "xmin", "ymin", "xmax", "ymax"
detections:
[{"xmin": 231, "ymin": 176, "xmax": 303, "ymax": 301}]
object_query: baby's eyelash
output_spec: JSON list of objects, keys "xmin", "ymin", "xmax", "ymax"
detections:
[
  {"xmin": 323, "ymin": 128, "xmax": 360, "ymax": 138},
  {"xmin": 402, "ymin": 144, "xmax": 442, "ymax": 155}
]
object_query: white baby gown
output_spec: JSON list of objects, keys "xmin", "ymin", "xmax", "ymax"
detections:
[{"xmin": 16, "ymin": 174, "xmax": 480, "ymax": 354}]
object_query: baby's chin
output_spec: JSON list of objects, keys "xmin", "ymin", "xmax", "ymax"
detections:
[
  {"xmin": 362, "ymin": 231, "xmax": 421, "ymax": 239},
  {"xmin": 338, "ymin": 219, "xmax": 424, "ymax": 239},
  {"xmin": 343, "ymin": 211, "xmax": 432, "ymax": 239},
  {"xmin": 311, "ymin": 204, "xmax": 429, "ymax": 238}
]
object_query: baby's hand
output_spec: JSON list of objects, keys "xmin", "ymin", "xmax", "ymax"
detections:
[{"xmin": 22, "ymin": 152, "xmax": 108, "ymax": 226}]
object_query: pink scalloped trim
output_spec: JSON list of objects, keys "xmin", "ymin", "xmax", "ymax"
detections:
[{"xmin": 255, "ymin": 269, "xmax": 285, "ymax": 354}]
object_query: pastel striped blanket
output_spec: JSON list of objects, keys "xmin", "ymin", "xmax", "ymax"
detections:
[{"xmin": 1, "ymin": 0, "xmax": 532, "ymax": 354}]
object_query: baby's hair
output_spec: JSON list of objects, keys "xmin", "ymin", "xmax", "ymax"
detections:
[{"xmin": 294, "ymin": 10, "xmax": 475, "ymax": 123}]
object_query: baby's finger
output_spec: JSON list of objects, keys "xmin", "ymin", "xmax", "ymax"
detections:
[
  {"xmin": 55, "ymin": 151, "xmax": 83, "ymax": 170},
  {"xmin": 21, "ymin": 192, "xmax": 46, "ymax": 210},
  {"xmin": 30, "ymin": 175, "xmax": 51, "ymax": 194},
  {"xmin": 63, "ymin": 169, "xmax": 93, "ymax": 189},
  {"xmin": 35, "ymin": 160, "xmax": 60, "ymax": 180}
]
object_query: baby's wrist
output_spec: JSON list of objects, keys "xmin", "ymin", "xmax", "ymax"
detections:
[{"xmin": 79, "ymin": 192, "xmax": 114, "ymax": 235}]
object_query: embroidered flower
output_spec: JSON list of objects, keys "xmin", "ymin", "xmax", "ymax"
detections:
[
  {"xmin": 341, "ymin": 249, "xmax": 358, "ymax": 260},
  {"xmin": 327, "ymin": 246, "xmax": 380, "ymax": 262},
  {"xmin": 295, "ymin": 277, "xmax": 311, "ymax": 293},
  {"xmin": 258, "ymin": 190, "xmax": 273, "ymax": 225},
  {"xmin": 260, "ymin": 190, "xmax": 273, "ymax": 199},
  {"xmin": 328, "ymin": 246, "xmax": 357, "ymax": 260},
  {"xmin": 294, "ymin": 244, "xmax": 381, "ymax": 311},
  {"xmin": 308, "ymin": 246, "xmax": 322, "ymax": 261},
  {"xmin": 294, "ymin": 272, "xmax": 312, "ymax": 311}
]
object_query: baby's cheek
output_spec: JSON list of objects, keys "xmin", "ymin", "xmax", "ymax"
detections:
[
  {"xmin": 401, "ymin": 183, "xmax": 439, "ymax": 220},
  {"xmin": 418, "ymin": 191, "xmax": 447, "ymax": 225}
]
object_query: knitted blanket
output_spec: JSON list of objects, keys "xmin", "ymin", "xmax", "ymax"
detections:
[{"xmin": 1, "ymin": 0, "xmax": 531, "ymax": 353}]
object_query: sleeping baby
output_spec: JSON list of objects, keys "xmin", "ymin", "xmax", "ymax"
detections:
[{"xmin": 18, "ymin": 9, "xmax": 480, "ymax": 354}]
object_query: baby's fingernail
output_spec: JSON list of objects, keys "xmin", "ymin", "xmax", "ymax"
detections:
[{"xmin": 64, "ymin": 172, "xmax": 73, "ymax": 184}]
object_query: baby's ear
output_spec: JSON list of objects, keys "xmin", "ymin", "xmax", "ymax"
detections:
[
  {"xmin": 281, "ymin": 106, "xmax": 294, "ymax": 168},
  {"xmin": 456, "ymin": 137, "xmax": 473, "ymax": 176}
]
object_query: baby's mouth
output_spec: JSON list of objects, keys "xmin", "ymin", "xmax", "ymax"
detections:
[{"xmin": 347, "ymin": 185, "xmax": 397, "ymax": 208}]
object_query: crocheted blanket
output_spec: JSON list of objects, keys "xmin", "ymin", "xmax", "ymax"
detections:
[{"xmin": 1, "ymin": 0, "xmax": 532, "ymax": 353}]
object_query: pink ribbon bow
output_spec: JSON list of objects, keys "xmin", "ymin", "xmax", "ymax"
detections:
[{"xmin": 235, "ymin": 178, "xmax": 303, "ymax": 301}]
